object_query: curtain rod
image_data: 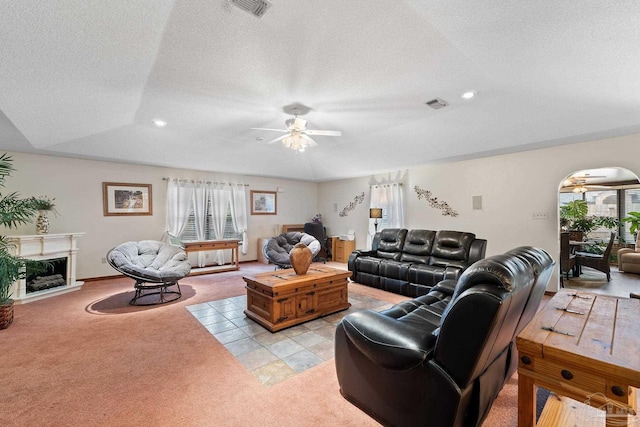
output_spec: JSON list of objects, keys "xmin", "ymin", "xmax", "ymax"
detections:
[
  {"xmin": 371, "ymin": 183, "xmax": 403, "ymax": 188},
  {"xmin": 163, "ymin": 178, "xmax": 249, "ymax": 186}
]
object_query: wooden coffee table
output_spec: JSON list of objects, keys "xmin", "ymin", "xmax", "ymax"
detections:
[
  {"xmin": 517, "ymin": 289, "xmax": 640, "ymax": 427},
  {"xmin": 243, "ymin": 265, "xmax": 351, "ymax": 332}
]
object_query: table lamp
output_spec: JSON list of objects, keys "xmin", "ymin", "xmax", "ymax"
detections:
[{"xmin": 370, "ymin": 208, "xmax": 383, "ymax": 233}]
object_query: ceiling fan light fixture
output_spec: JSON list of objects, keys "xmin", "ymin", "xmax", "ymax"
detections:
[
  {"xmin": 572, "ymin": 185, "xmax": 587, "ymax": 193},
  {"xmin": 282, "ymin": 132, "xmax": 309, "ymax": 153}
]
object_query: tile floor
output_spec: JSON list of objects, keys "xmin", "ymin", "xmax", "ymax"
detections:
[{"xmin": 187, "ymin": 292, "xmax": 392, "ymax": 386}]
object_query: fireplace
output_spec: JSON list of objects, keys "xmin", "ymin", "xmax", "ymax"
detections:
[
  {"xmin": 26, "ymin": 257, "xmax": 67, "ymax": 293},
  {"xmin": 8, "ymin": 233, "xmax": 84, "ymax": 303}
]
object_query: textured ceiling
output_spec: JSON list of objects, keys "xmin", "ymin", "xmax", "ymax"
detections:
[{"xmin": 1, "ymin": 1, "xmax": 639, "ymax": 181}]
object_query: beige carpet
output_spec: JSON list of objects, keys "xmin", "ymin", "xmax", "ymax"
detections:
[{"xmin": 1, "ymin": 261, "xmax": 520, "ymax": 426}]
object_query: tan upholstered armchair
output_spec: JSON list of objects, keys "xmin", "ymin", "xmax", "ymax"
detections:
[{"xmin": 618, "ymin": 235, "xmax": 640, "ymax": 274}]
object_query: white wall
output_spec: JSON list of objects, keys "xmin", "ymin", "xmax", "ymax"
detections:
[
  {"xmin": 3, "ymin": 152, "xmax": 318, "ymax": 279},
  {"xmin": 5, "ymin": 131, "xmax": 640, "ymax": 285},
  {"xmin": 317, "ymin": 133, "xmax": 640, "ymax": 290}
]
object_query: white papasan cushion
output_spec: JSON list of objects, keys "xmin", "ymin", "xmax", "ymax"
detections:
[{"xmin": 108, "ymin": 240, "xmax": 191, "ymax": 282}]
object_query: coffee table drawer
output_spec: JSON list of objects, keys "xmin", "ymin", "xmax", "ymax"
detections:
[{"xmin": 535, "ymin": 358, "xmax": 607, "ymax": 394}]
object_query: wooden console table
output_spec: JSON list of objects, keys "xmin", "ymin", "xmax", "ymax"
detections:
[
  {"xmin": 517, "ymin": 290, "xmax": 640, "ymax": 427},
  {"xmin": 182, "ymin": 239, "xmax": 241, "ymax": 274},
  {"xmin": 243, "ymin": 265, "xmax": 351, "ymax": 332}
]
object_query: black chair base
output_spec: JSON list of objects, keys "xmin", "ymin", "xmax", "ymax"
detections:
[{"xmin": 130, "ymin": 280, "xmax": 182, "ymax": 306}]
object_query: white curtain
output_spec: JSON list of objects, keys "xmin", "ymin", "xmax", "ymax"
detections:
[
  {"xmin": 229, "ymin": 183, "xmax": 248, "ymax": 255},
  {"xmin": 192, "ymin": 181, "xmax": 208, "ymax": 267},
  {"xmin": 367, "ymin": 183, "xmax": 405, "ymax": 249},
  {"xmin": 164, "ymin": 179, "xmax": 194, "ymax": 244},
  {"xmin": 209, "ymin": 183, "xmax": 230, "ymax": 265}
]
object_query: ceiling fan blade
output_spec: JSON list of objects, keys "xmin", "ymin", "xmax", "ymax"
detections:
[
  {"xmin": 301, "ymin": 134, "xmax": 317, "ymax": 147},
  {"xmin": 570, "ymin": 175, "xmax": 607, "ymax": 180},
  {"xmin": 267, "ymin": 134, "xmax": 288, "ymax": 144},
  {"xmin": 304, "ymin": 130, "xmax": 342, "ymax": 136},
  {"xmin": 251, "ymin": 128, "xmax": 288, "ymax": 133}
]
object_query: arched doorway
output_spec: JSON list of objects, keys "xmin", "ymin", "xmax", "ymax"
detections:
[{"xmin": 558, "ymin": 167, "xmax": 640, "ymax": 290}]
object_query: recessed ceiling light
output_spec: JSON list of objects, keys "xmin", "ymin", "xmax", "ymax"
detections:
[
  {"xmin": 152, "ymin": 119, "xmax": 167, "ymax": 127},
  {"xmin": 461, "ymin": 91, "xmax": 477, "ymax": 99}
]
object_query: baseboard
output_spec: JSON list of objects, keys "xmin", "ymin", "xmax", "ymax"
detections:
[
  {"xmin": 82, "ymin": 274, "xmax": 123, "ymax": 282},
  {"xmin": 81, "ymin": 260, "xmax": 260, "ymax": 282}
]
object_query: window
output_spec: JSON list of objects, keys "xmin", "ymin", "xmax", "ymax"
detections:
[
  {"xmin": 584, "ymin": 190, "xmax": 617, "ymax": 242},
  {"xmin": 622, "ymin": 188, "xmax": 640, "ymax": 243},
  {"xmin": 181, "ymin": 202, "xmax": 241, "ymax": 241},
  {"xmin": 561, "ymin": 186, "xmax": 640, "ymax": 244},
  {"xmin": 378, "ymin": 209, "xmax": 389, "ymax": 230}
]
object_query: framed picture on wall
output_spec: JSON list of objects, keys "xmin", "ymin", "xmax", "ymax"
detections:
[
  {"xmin": 250, "ymin": 190, "xmax": 277, "ymax": 215},
  {"xmin": 102, "ymin": 182, "xmax": 153, "ymax": 216}
]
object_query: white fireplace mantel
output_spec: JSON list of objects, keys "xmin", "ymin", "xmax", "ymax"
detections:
[{"xmin": 8, "ymin": 232, "xmax": 85, "ymax": 304}]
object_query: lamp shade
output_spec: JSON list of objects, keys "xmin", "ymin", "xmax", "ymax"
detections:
[{"xmin": 369, "ymin": 208, "xmax": 383, "ymax": 219}]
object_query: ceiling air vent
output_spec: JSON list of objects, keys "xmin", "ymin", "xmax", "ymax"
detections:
[
  {"xmin": 425, "ymin": 98, "xmax": 449, "ymax": 110},
  {"xmin": 230, "ymin": 0, "xmax": 272, "ymax": 18}
]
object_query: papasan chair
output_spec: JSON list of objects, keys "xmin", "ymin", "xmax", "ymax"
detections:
[
  {"xmin": 262, "ymin": 232, "xmax": 321, "ymax": 270},
  {"xmin": 107, "ymin": 240, "xmax": 192, "ymax": 306}
]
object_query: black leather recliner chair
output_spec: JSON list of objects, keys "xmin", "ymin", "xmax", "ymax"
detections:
[{"xmin": 335, "ymin": 246, "xmax": 554, "ymax": 427}]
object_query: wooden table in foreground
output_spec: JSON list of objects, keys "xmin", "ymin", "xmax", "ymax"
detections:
[
  {"xmin": 517, "ymin": 289, "xmax": 640, "ymax": 427},
  {"xmin": 243, "ymin": 265, "xmax": 351, "ymax": 332}
]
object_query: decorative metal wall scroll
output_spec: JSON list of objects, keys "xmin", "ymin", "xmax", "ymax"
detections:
[
  {"xmin": 414, "ymin": 185, "xmax": 458, "ymax": 217},
  {"xmin": 339, "ymin": 192, "xmax": 365, "ymax": 217}
]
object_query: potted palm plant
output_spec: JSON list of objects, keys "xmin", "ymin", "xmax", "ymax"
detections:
[
  {"xmin": 0, "ymin": 153, "xmax": 39, "ymax": 329},
  {"xmin": 560, "ymin": 200, "xmax": 589, "ymax": 241},
  {"xmin": 560, "ymin": 199, "xmax": 619, "ymax": 239},
  {"xmin": 622, "ymin": 212, "xmax": 640, "ymax": 237}
]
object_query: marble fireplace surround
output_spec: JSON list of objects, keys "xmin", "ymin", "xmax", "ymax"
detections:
[{"xmin": 8, "ymin": 233, "xmax": 84, "ymax": 304}]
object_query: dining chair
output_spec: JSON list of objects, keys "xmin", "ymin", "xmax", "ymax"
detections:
[
  {"xmin": 559, "ymin": 232, "xmax": 576, "ymax": 285},
  {"xmin": 575, "ymin": 232, "xmax": 616, "ymax": 281}
]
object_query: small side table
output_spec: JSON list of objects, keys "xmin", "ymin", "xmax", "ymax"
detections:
[
  {"xmin": 331, "ymin": 238, "xmax": 355, "ymax": 263},
  {"xmin": 516, "ymin": 290, "xmax": 640, "ymax": 427}
]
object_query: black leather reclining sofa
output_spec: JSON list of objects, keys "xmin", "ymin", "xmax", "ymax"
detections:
[
  {"xmin": 336, "ymin": 246, "xmax": 555, "ymax": 427},
  {"xmin": 347, "ymin": 228, "xmax": 487, "ymax": 297}
]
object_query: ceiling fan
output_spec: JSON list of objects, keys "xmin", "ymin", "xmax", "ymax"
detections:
[
  {"xmin": 568, "ymin": 174, "xmax": 607, "ymax": 181},
  {"xmin": 562, "ymin": 178, "xmax": 611, "ymax": 193},
  {"xmin": 251, "ymin": 107, "xmax": 341, "ymax": 153}
]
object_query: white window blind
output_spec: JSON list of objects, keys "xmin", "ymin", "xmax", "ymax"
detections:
[{"xmin": 181, "ymin": 202, "xmax": 241, "ymax": 241}]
